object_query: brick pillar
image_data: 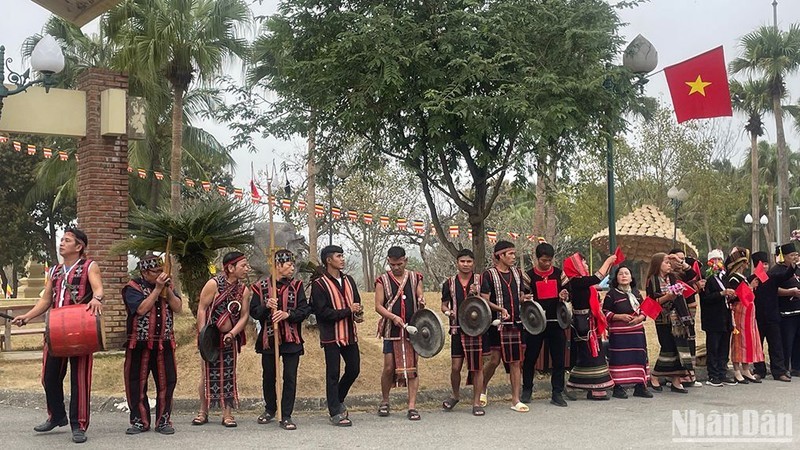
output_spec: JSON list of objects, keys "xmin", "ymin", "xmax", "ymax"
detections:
[{"xmin": 77, "ymin": 69, "xmax": 129, "ymax": 349}]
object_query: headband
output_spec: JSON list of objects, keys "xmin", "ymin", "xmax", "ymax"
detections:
[
  {"xmin": 275, "ymin": 251, "xmax": 295, "ymax": 265},
  {"xmin": 138, "ymin": 256, "xmax": 163, "ymax": 271},
  {"xmin": 227, "ymin": 255, "xmax": 246, "ymax": 267}
]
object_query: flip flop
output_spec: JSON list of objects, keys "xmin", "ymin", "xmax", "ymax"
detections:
[
  {"xmin": 479, "ymin": 393, "xmax": 488, "ymax": 407},
  {"xmin": 442, "ymin": 397, "xmax": 460, "ymax": 411},
  {"xmin": 510, "ymin": 402, "xmax": 529, "ymax": 412}
]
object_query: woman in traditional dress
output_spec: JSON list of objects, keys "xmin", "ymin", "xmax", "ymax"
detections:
[
  {"xmin": 725, "ymin": 248, "xmax": 764, "ymax": 384},
  {"xmin": 565, "ymin": 253, "xmax": 616, "ymax": 400},
  {"xmin": 603, "ymin": 266, "xmax": 653, "ymax": 399},
  {"xmin": 646, "ymin": 252, "xmax": 697, "ymax": 393}
]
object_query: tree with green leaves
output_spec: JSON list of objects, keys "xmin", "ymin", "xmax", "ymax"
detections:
[
  {"xmin": 114, "ymin": 195, "xmax": 255, "ymax": 315},
  {"xmin": 730, "ymin": 78, "xmax": 772, "ymax": 252},
  {"xmin": 730, "ymin": 24, "xmax": 800, "ymax": 241},
  {"xmin": 239, "ymin": 0, "xmax": 645, "ymax": 266},
  {"xmin": 107, "ymin": 0, "xmax": 251, "ymax": 213}
]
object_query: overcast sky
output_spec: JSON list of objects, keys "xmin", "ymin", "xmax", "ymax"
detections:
[{"xmin": 4, "ymin": 0, "xmax": 800, "ymax": 192}]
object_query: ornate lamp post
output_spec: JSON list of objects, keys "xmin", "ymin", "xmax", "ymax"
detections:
[
  {"xmin": 606, "ymin": 35, "xmax": 658, "ymax": 252},
  {"xmin": 0, "ymin": 35, "xmax": 65, "ymax": 119},
  {"xmin": 668, "ymin": 186, "xmax": 689, "ymax": 247},
  {"xmin": 745, "ymin": 213, "xmax": 769, "ymax": 251}
]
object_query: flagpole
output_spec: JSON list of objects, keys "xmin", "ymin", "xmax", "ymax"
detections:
[{"xmin": 266, "ymin": 163, "xmax": 283, "ymax": 422}]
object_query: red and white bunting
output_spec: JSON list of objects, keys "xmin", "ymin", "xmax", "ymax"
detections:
[
  {"xmin": 217, "ymin": 185, "xmax": 227, "ymax": 196},
  {"xmin": 13, "ymin": 141, "xmax": 22, "ymax": 152},
  {"xmin": 297, "ymin": 200, "xmax": 307, "ymax": 211},
  {"xmin": 487, "ymin": 230, "xmax": 498, "ymax": 243},
  {"xmin": 281, "ymin": 198, "xmax": 292, "ymax": 211},
  {"xmin": 314, "ymin": 204, "xmax": 325, "ymax": 217},
  {"xmin": 397, "ymin": 218, "xmax": 408, "ymax": 231},
  {"xmin": 43, "ymin": 148, "xmax": 53, "ymax": 159},
  {"xmin": 234, "ymin": 188, "xmax": 244, "ymax": 200},
  {"xmin": 201, "ymin": 181, "xmax": 211, "ymax": 191},
  {"xmin": 380, "ymin": 216, "xmax": 390, "ymax": 228},
  {"xmin": 137, "ymin": 168, "xmax": 147, "ymax": 179},
  {"xmin": 185, "ymin": 178, "xmax": 196, "ymax": 188},
  {"xmin": 363, "ymin": 212, "xmax": 373, "ymax": 224},
  {"xmin": 58, "ymin": 151, "xmax": 68, "ymax": 161},
  {"xmin": 154, "ymin": 171, "xmax": 164, "ymax": 180},
  {"xmin": 347, "ymin": 210, "xmax": 358, "ymax": 222},
  {"xmin": 449, "ymin": 225, "xmax": 459, "ymax": 237},
  {"xmin": 412, "ymin": 219, "xmax": 425, "ymax": 234},
  {"xmin": 508, "ymin": 232, "xmax": 519, "ymax": 240},
  {"xmin": 27, "ymin": 144, "xmax": 36, "ymax": 155},
  {"xmin": 331, "ymin": 207, "xmax": 342, "ymax": 220}
]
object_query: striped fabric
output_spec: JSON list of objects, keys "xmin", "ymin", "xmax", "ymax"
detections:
[{"xmin": 731, "ymin": 300, "xmax": 764, "ymax": 363}]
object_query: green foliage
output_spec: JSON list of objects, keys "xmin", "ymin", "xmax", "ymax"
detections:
[
  {"xmin": 234, "ymin": 0, "xmax": 640, "ymax": 266},
  {"xmin": 114, "ymin": 195, "xmax": 255, "ymax": 315}
]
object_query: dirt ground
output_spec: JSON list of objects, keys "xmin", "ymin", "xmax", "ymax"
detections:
[{"xmin": 0, "ymin": 293, "xmax": 707, "ymax": 398}]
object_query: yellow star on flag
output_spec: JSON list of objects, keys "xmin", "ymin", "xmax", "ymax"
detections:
[{"xmin": 685, "ymin": 75, "xmax": 712, "ymax": 96}]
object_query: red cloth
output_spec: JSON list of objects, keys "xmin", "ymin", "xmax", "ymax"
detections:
[
  {"xmin": 250, "ymin": 180, "xmax": 261, "ymax": 203},
  {"xmin": 754, "ymin": 262, "xmax": 769, "ymax": 283},
  {"xmin": 613, "ymin": 246, "xmax": 626, "ymax": 265},
  {"xmin": 664, "ymin": 46, "xmax": 733, "ymax": 123},
  {"xmin": 640, "ymin": 296, "xmax": 663, "ymax": 320},
  {"xmin": 563, "ymin": 253, "xmax": 606, "ymax": 337},
  {"xmin": 735, "ymin": 282, "xmax": 755, "ymax": 309}
]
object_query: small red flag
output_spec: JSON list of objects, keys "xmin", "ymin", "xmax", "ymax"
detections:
[
  {"xmin": 677, "ymin": 281, "xmax": 697, "ymax": 299},
  {"xmin": 640, "ymin": 297, "xmax": 663, "ymax": 320},
  {"xmin": 754, "ymin": 262, "xmax": 768, "ymax": 283},
  {"xmin": 735, "ymin": 282, "xmax": 755, "ymax": 309},
  {"xmin": 664, "ymin": 46, "xmax": 732, "ymax": 123},
  {"xmin": 613, "ymin": 246, "xmax": 626, "ymax": 265}
]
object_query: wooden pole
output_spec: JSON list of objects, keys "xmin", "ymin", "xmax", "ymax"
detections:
[{"xmin": 266, "ymin": 165, "xmax": 283, "ymax": 421}]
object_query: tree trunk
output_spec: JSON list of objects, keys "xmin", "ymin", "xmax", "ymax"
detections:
[
  {"xmin": 148, "ymin": 141, "xmax": 161, "ymax": 210},
  {"xmin": 471, "ymin": 217, "xmax": 487, "ymax": 271},
  {"xmin": 11, "ymin": 262, "xmax": 19, "ymax": 298},
  {"xmin": 306, "ymin": 126, "xmax": 319, "ymax": 265},
  {"xmin": 544, "ymin": 158, "xmax": 557, "ymax": 242},
  {"xmin": 534, "ymin": 163, "xmax": 546, "ymax": 237},
  {"xmin": 180, "ymin": 254, "xmax": 211, "ymax": 317},
  {"xmin": 750, "ymin": 131, "xmax": 760, "ymax": 252},
  {"xmin": 170, "ymin": 85, "xmax": 184, "ymax": 214},
  {"xmin": 774, "ymin": 93, "xmax": 789, "ymax": 241},
  {"xmin": 766, "ymin": 185, "xmax": 776, "ymax": 249}
]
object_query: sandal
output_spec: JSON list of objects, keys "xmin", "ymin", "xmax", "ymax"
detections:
[
  {"xmin": 510, "ymin": 402, "xmax": 530, "ymax": 412},
  {"xmin": 407, "ymin": 409, "xmax": 421, "ymax": 421},
  {"xmin": 222, "ymin": 415, "xmax": 237, "ymax": 428},
  {"xmin": 442, "ymin": 397, "xmax": 460, "ymax": 411},
  {"xmin": 472, "ymin": 406, "xmax": 485, "ymax": 416},
  {"xmin": 479, "ymin": 392, "xmax": 488, "ymax": 407},
  {"xmin": 377, "ymin": 402, "xmax": 390, "ymax": 417},
  {"xmin": 330, "ymin": 413, "xmax": 352, "ymax": 427},
  {"xmin": 257, "ymin": 411, "xmax": 273, "ymax": 425},
  {"xmin": 279, "ymin": 418, "xmax": 297, "ymax": 430},
  {"xmin": 191, "ymin": 411, "xmax": 208, "ymax": 426}
]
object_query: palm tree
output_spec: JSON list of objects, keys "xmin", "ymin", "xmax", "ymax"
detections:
[
  {"xmin": 730, "ymin": 24, "xmax": 800, "ymax": 242},
  {"xmin": 107, "ymin": 0, "xmax": 251, "ymax": 214},
  {"xmin": 114, "ymin": 195, "xmax": 255, "ymax": 315},
  {"xmin": 730, "ymin": 79, "xmax": 771, "ymax": 252}
]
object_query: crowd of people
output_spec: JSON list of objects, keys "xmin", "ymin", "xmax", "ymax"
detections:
[{"xmin": 10, "ymin": 227, "xmax": 800, "ymax": 444}]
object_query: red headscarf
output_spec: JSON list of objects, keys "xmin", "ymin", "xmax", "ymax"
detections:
[{"xmin": 563, "ymin": 253, "xmax": 606, "ymax": 354}]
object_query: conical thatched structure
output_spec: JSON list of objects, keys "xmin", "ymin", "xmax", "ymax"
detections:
[{"xmin": 591, "ymin": 204, "xmax": 698, "ymax": 263}]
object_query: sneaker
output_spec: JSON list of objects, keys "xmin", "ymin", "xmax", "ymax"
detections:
[
  {"xmin": 633, "ymin": 384, "xmax": 654, "ymax": 398},
  {"xmin": 612, "ymin": 386, "xmax": 628, "ymax": 399},
  {"xmin": 721, "ymin": 377, "xmax": 738, "ymax": 386},
  {"xmin": 690, "ymin": 381, "xmax": 703, "ymax": 387},
  {"xmin": 520, "ymin": 388, "xmax": 532, "ymax": 404},
  {"xmin": 550, "ymin": 393, "xmax": 568, "ymax": 407},
  {"xmin": 706, "ymin": 378, "xmax": 723, "ymax": 387}
]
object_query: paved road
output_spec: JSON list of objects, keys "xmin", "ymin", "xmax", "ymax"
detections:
[{"xmin": 1, "ymin": 380, "xmax": 798, "ymax": 449}]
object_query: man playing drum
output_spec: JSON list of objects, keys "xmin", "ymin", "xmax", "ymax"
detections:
[
  {"xmin": 193, "ymin": 251, "xmax": 251, "ymax": 428},
  {"xmin": 12, "ymin": 228, "xmax": 104, "ymax": 444},
  {"xmin": 375, "ymin": 246, "xmax": 426, "ymax": 421},
  {"xmin": 440, "ymin": 249, "xmax": 486, "ymax": 416},
  {"xmin": 122, "ymin": 254, "xmax": 182, "ymax": 435}
]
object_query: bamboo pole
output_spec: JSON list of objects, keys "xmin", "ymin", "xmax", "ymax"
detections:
[{"xmin": 266, "ymin": 164, "xmax": 283, "ymax": 421}]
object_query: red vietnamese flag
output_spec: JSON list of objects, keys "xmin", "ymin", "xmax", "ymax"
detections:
[
  {"xmin": 735, "ymin": 282, "xmax": 755, "ymax": 309},
  {"xmin": 754, "ymin": 261, "xmax": 768, "ymax": 283},
  {"xmin": 664, "ymin": 46, "xmax": 732, "ymax": 123},
  {"xmin": 677, "ymin": 281, "xmax": 697, "ymax": 299}
]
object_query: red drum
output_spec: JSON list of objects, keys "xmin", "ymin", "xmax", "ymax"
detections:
[{"xmin": 46, "ymin": 304, "xmax": 107, "ymax": 357}]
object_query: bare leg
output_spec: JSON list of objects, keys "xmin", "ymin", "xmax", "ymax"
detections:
[
  {"xmin": 509, "ymin": 362, "xmax": 522, "ymax": 404},
  {"xmin": 380, "ymin": 353, "xmax": 394, "ymax": 404},
  {"xmin": 407, "ymin": 376, "xmax": 419, "ymax": 410},
  {"xmin": 482, "ymin": 350, "xmax": 501, "ymax": 394},
  {"xmin": 471, "ymin": 370, "xmax": 485, "ymax": 407},
  {"xmin": 450, "ymin": 358, "xmax": 463, "ymax": 400}
]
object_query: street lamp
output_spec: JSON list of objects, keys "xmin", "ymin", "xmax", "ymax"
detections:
[
  {"xmin": 606, "ymin": 35, "xmax": 658, "ymax": 253},
  {"xmin": 0, "ymin": 35, "xmax": 65, "ymax": 119},
  {"xmin": 327, "ymin": 166, "xmax": 349, "ymax": 245},
  {"xmin": 667, "ymin": 185, "xmax": 689, "ymax": 247},
  {"xmin": 745, "ymin": 214, "xmax": 769, "ymax": 250}
]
